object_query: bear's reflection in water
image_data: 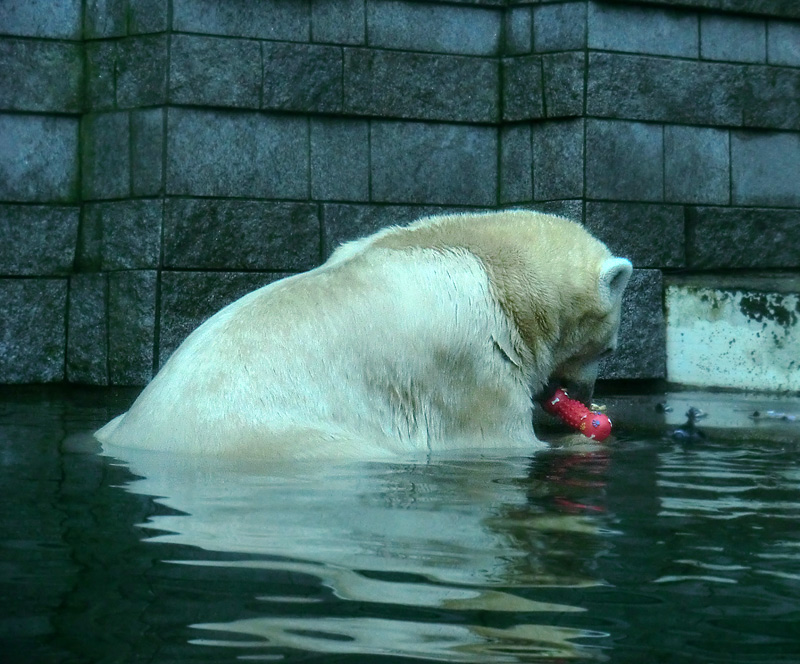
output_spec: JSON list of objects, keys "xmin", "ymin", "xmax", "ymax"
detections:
[{"xmin": 104, "ymin": 442, "xmax": 612, "ymax": 662}]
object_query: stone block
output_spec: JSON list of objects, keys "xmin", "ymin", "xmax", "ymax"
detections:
[
  {"xmin": 0, "ymin": 0, "xmax": 82, "ymax": 38},
  {"xmin": 664, "ymin": 125, "xmax": 730, "ymax": 204},
  {"xmin": 67, "ymin": 273, "xmax": 108, "ymax": 385},
  {"xmin": 532, "ymin": 119, "xmax": 583, "ymax": 201},
  {"xmin": 0, "ymin": 114, "xmax": 79, "ymax": 203},
  {"xmin": 263, "ymin": 42, "xmax": 343, "ymax": 113},
  {"xmin": 0, "ymin": 205, "xmax": 79, "ymax": 275},
  {"xmin": 129, "ymin": 0, "xmax": 169, "ymax": 34},
  {"xmin": 158, "ymin": 271, "xmax": 289, "ymax": 366},
  {"xmin": 687, "ymin": 207, "xmax": 800, "ymax": 269},
  {"xmin": 600, "ymin": 269, "xmax": 665, "ymax": 380},
  {"xmin": 533, "ymin": 2, "xmax": 586, "ymax": 52},
  {"xmin": 0, "ymin": 279, "xmax": 67, "ymax": 383},
  {"xmin": 345, "ymin": 49, "xmax": 498, "ymax": 122},
  {"xmin": 731, "ymin": 131, "xmax": 800, "ymax": 206},
  {"xmin": 370, "ymin": 121, "xmax": 497, "ymax": 206},
  {"xmin": 502, "ymin": 55, "xmax": 544, "ymax": 121},
  {"xmin": 768, "ymin": 20, "xmax": 800, "ymax": 66},
  {"xmin": 588, "ymin": 2, "xmax": 698, "ymax": 57},
  {"xmin": 108, "ymin": 270, "xmax": 156, "ymax": 385},
  {"xmin": 76, "ymin": 205, "xmax": 102, "ymax": 272},
  {"xmin": 701, "ymin": 14, "xmax": 766, "ymax": 63},
  {"xmin": 131, "ymin": 108, "xmax": 164, "ymax": 196},
  {"xmin": 500, "ymin": 124, "xmax": 533, "ymax": 204},
  {"xmin": 311, "ymin": 118, "xmax": 370, "ymax": 201},
  {"xmin": 322, "ymin": 204, "xmax": 451, "ymax": 258},
  {"xmin": 587, "ymin": 53, "xmax": 744, "ymax": 127},
  {"xmin": 312, "ymin": 0, "xmax": 365, "ymax": 45},
  {"xmin": 585, "ymin": 202, "xmax": 685, "ymax": 268},
  {"xmin": 0, "ymin": 39, "xmax": 82, "ymax": 113},
  {"xmin": 82, "ymin": 200, "xmax": 162, "ymax": 270},
  {"xmin": 505, "ymin": 6, "xmax": 532, "ymax": 55},
  {"xmin": 744, "ymin": 66, "xmax": 800, "ymax": 130},
  {"xmin": 116, "ymin": 35, "xmax": 168, "ymax": 108},
  {"xmin": 616, "ymin": 0, "xmax": 800, "ymax": 20},
  {"xmin": 170, "ymin": 35, "xmax": 261, "ymax": 109},
  {"xmin": 81, "ymin": 112, "xmax": 130, "ymax": 200},
  {"xmin": 542, "ymin": 52, "xmax": 585, "ymax": 118},
  {"xmin": 84, "ymin": 0, "xmax": 127, "ymax": 39},
  {"xmin": 166, "ymin": 108, "xmax": 308, "ymax": 199},
  {"xmin": 85, "ymin": 41, "xmax": 117, "ymax": 111},
  {"xmin": 585, "ymin": 120, "xmax": 663, "ymax": 201},
  {"xmin": 366, "ymin": 1, "xmax": 501, "ymax": 56},
  {"xmin": 172, "ymin": 0, "xmax": 310, "ymax": 40},
  {"xmin": 526, "ymin": 200, "xmax": 584, "ymax": 222},
  {"xmin": 163, "ymin": 199, "xmax": 320, "ymax": 271}
]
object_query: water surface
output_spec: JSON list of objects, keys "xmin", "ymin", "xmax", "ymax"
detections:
[{"xmin": 2, "ymin": 387, "xmax": 799, "ymax": 663}]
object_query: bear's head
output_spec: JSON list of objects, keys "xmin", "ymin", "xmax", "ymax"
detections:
[
  {"xmin": 432, "ymin": 210, "xmax": 633, "ymax": 407},
  {"xmin": 371, "ymin": 210, "xmax": 633, "ymax": 406},
  {"xmin": 543, "ymin": 255, "xmax": 632, "ymax": 406}
]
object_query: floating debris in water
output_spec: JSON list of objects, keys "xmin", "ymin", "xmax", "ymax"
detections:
[
  {"xmin": 749, "ymin": 410, "xmax": 798, "ymax": 422},
  {"xmin": 671, "ymin": 407, "xmax": 707, "ymax": 442}
]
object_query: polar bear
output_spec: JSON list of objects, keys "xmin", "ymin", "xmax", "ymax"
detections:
[{"xmin": 96, "ymin": 210, "xmax": 632, "ymax": 459}]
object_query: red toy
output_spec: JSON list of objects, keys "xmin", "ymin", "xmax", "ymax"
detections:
[{"xmin": 541, "ymin": 388, "xmax": 613, "ymax": 441}]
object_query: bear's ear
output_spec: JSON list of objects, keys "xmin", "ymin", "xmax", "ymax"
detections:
[{"xmin": 598, "ymin": 257, "xmax": 632, "ymax": 308}]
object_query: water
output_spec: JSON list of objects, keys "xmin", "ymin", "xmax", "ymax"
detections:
[{"xmin": 2, "ymin": 387, "xmax": 800, "ymax": 663}]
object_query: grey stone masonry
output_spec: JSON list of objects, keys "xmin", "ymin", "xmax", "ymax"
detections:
[
  {"xmin": 2, "ymin": 0, "xmax": 800, "ymax": 386},
  {"xmin": 0, "ymin": 280, "xmax": 67, "ymax": 383},
  {"xmin": 585, "ymin": 203, "xmax": 685, "ymax": 269},
  {"xmin": 165, "ymin": 109, "xmax": 309, "ymax": 199},
  {"xmin": 600, "ymin": 269, "xmax": 666, "ymax": 380},
  {"xmin": 0, "ymin": 206, "xmax": 79, "ymax": 275},
  {"xmin": 585, "ymin": 120, "xmax": 664, "ymax": 202},
  {"xmin": 370, "ymin": 121, "xmax": 498, "ymax": 206},
  {"xmin": 163, "ymin": 200, "xmax": 321, "ymax": 271},
  {"xmin": 346, "ymin": 49, "xmax": 499, "ymax": 122},
  {"xmin": 610, "ymin": 0, "xmax": 800, "ymax": 20},
  {"xmin": 664, "ymin": 126, "xmax": 730, "ymax": 205},
  {"xmin": 170, "ymin": 35, "xmax": 262, "ymax": 109},
  {"xmin": 0, "ymin": 0, "xmax": 83, "ymax": 39},
  {"xmin": 700, "ymin": 14, "xmax": 766, "ymax": 63},
  {"xmin": 588, "ymin": 2, "xmax": 699, "ymax": 57},
  {"xmin": 67, "ymin": 273, "xmax": 108, "ymax": 385},
  {"xmin": 0, "ymin": 39, "xmax": 83, "ymax": 112},
  {"xmin": 687, "ymin": 207, "xmax": 800, "ymax": 269},
  {"xmin": 107, "ymin": 271, "xmax": 157, "ymax": 386},
  {"xmin": 366, "ymin": 1, "xmax": 502, "ymax": 55},
  {"xmin": 0, "ymin": 115, "xmax": 80, "ymax": 203},
  {"xmin": 731, "ymin": 132, "xmax": 800, "ymax": 206}
]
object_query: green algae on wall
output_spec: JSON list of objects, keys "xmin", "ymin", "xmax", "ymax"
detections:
[{"xmin": 666, "ymin": 284, "xmax": 800, "ymax": 392}]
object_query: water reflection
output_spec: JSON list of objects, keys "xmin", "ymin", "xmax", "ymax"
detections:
[
  {"xmin": 652, "ymin": 444, "xmax": 800, "ymax": 594},
  {"xmin": 104, "ymin": 443, "xmax": 612, "ymax": 661},
  {"xmin": 4, "ymin": 388, "xmax": 800, "ymax": 663}
]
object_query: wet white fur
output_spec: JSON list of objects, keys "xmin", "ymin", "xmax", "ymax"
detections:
[{"xmin": 97, "ymin": 211, "xmax": 631, "ymax": 459}]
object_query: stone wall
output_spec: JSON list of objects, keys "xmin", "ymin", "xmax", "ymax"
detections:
[{"xmin": 1, "ymin": 0, "xmax": 799, "ymax": 386}]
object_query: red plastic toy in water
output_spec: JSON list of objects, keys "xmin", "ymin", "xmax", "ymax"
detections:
[{"xmin": 541, "ymin": 388, "xmax": 613, "ymax": 441}]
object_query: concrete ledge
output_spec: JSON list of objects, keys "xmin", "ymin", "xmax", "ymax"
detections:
[
  {"xmin": 666, "ymin": 276, "xmax": 800, "ymax": 392},
  {"xmin": 600, "ymin": 389, "xmax": 800, "ymax": 444}
]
